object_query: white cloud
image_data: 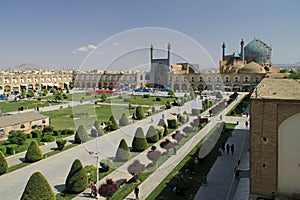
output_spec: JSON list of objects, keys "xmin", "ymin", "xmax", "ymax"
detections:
[{"xmin": 73, "ymin": 44, "xmax": 97, "ymax": 53}]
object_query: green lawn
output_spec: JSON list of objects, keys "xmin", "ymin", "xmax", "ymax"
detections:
[
  {"xmin": 0, "ymin": 100, "xmax": 61, "ymax": 113},
  {"xmin": 226, "ymin": 93, "xmax": 250, "ymax": 117},
  {"xmin": 146, "ymin": 123, "xmax": 235, "ymax": 200}
]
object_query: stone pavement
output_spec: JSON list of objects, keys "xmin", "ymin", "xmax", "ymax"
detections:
[
  {"xmin": 193, "ymin": 114, "xmax": 250, "ymax": 200},
  {"xmin": 0, "ymin": 92, "xmax": 248, "ymax": 200}
]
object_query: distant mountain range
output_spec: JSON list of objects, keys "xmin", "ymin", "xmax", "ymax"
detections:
[
  {"xmin": 7, "ymin": 63, "xmax": 50, "ymax": 71},
  {"xmin": 273, "ymin": 61, "xmax": 300, "ymax": 68}
]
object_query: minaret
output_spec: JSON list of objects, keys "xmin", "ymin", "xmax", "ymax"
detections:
[
  {"xmin": 240, "ymin": 39, "xmax": 245, "ymax": 61},
  {"xmin": 167, "ymin": 43, "xmax": 171, "ymax": 66},
  {"xmin": 222, "ymin": 42, "xmax": 226, "ymax": 60},
  {"xmin": 150, "ymin": 44, "xmax": 154, "ymax": 63}
]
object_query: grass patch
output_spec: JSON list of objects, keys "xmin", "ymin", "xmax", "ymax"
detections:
[
  {"xmin": 55, "ymin": 192, "xmax": 77, "ymax": 200},
  {"xmin": 7, "ymin": 162, "xmax": 31, "ymax": 173},
  {"xmin": 0, "ymin": 100, "xmax": 61, "ymax": 113},
  {"xmin": 226, "ymin": 93, "xmax": 250, "ymax": 117},
  {"xmin": 146, "ymin": 123, "xmax": 236, "ymax": 200}
]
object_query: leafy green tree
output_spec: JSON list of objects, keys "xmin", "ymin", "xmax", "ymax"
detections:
[
  {"xmin": 146, "ymin": 126, "xmax": 159, "ymax": 143},
  {"xmin": 21, "ymin": 90, "xmax": 26, "ymax": 98},
  {"xmin": 119, "ymin": 113, "xmax": 129, "ymax": 126},
  {"xmin": 135, "ymin": 106, "xmax": 144, "ymax": 119},
  {"xmin": 167, "ymin": 118, "xmax": 178, "ymax": 128},
  {"xmin": 8, "ymin": 130, "xmax": 27, "ymax": 145},
  {"xmin": 74, "ymin": 125, "xmax": 88, "ymax": 143},
  {"xmin": 54, "ymin": 93, "xmax": 63, "ymax": 102},
  {"xmin": 115, "ymin": 139, "xmax": 130, "ymax": 161},
  {"xmin": 165, "ymin": 100, "xmax": 171, "ymax": 109},
  {"xmin": 56, "ymin": 139, "xmax": 67, "ymax": 150},
  {"xmin": 65, "ymin": 159, "xmax": 88, "ymax": 194},
  {"xmin": 0, "ymin": 151, "xmax": 8, "ymax": 175},
  {"xmin": 168, "ymin": 90, "xmax": 175, "ymax": 96},
  {"xmin": 20, "ymin": 171, "xmax": 55, "ymax": 200},
  {"xmin": 100, "ymin": 93, "xmax": 108, "ymax": 102},
  {"xmin": 109, "ymin": 115, "xmax": 119, "ymax": 131},
  {"xmin": 26, "ymin": 90, "xmax": 35, "ymax": 98},
  {"xmin": 25, "ymin": 141, "xmax": 43, "ymax": 163},
  {"xmin": 132, "ymin": 127, "xmax": 148, "ymax": 152}
]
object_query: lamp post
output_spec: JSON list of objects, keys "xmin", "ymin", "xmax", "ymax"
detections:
[{"xmin": 90, "ymin": 126, "xmax": 101, "ymax": 199}]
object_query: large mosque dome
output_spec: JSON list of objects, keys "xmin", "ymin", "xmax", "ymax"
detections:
[{"xmin": 244, "ymin": 39, "xmax": 272, "ymax": 64}]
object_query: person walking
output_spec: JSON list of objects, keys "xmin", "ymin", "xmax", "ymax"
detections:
[
  {"xmin": 221, "ymin": 142, "xmax": 225, "ymax": 153},
  {"xmin": 226, "ymin": 144, "xmax": 230, "ymax": 155},
  {"xmin": 134, "ymin": 186, "xmax": 140, "ymax": 199},
  {"xmin": 231, "ymin": 144, "xmax": 235, "ymax": 155}
]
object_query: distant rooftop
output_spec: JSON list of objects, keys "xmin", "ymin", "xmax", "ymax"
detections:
[
  {"xmin": 251, "ymin": 78, "xmax": 300, "ymax": 100},
  {"xmin": 0, "ymin": 112, "xmax": 49, "ymax": 127}
]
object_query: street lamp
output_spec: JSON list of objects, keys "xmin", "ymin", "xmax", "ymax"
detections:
[{"xmin": 91, "ymin": 126, "xmax": 101, "ymax": 199}]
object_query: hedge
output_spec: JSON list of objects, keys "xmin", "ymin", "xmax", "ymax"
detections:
[
  {"xmin": 6, "ymin": 144, "xmax": 18, "ymax": 154},
  {"xmin": 146, "ymin": 126, "xmax": 159, "ymax": 143},
  {"xmin": 167, "ymin": 118, "xmax": 178, "ymax": 128},
  {"xmin": 65, "ymin": 159, "xmax": 88, "ymax": 194},
  {"xmin": 0, "ymin": 151, "xmax": 7, "ymax": 175},
  {"xmin": 74, "ymin": 125, "xmax": 88, "ymax": 144},
  {"xmin": 132, "ymin": 127, "xmax": 148, "ymax": 152},
  {"xmin": 25, "ymin": 141, "xmax": 43, "ymax": 163},
  {"xmin": 115, "ymin": 139, "xmax": 130, "ymax": 161},
  {"xmin": 0, "ymin": 146, "xmax": 6, "ymax": 155},
  {"xmin": 154, "ymin": 126, "xmax": 164, "ymax": 139},
  {"xmin": 31, "ymin": 130, "xmax": 42, "ymax": 138}
]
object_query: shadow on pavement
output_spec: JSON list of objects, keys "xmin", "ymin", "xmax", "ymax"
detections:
[{"xmin": 54, "ymin": 184, "xmax": 65, "ymax": 192}]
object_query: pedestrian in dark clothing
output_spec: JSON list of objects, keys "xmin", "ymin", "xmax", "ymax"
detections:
[
  {"xmin": 226, "ymin": 144, "xmax": 230, "ymax": 154},
  {"xmin": 134, "ymin": 186, "xmax": 139, "ymax": 199},
  {"xmin": 221, "ymin": 142, "xmax": 225, "ymax": 153},
  {"xmin": 231, "ymin": 144, "xmax": 235, "ymax": 155}
]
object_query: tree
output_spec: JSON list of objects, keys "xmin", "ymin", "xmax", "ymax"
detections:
[
  {"xmin": 20, "ymin": 171, "xmax": 55, "ymax": 200},
  {"xmin": 216, "ymin": 91, "xmax": 223, "ymax": 99},
  {"xmin": 98, "ymin": 178, "xmax": 118, "ymax": 199},
  {"xmin": 132, "ymin": 127, "xmax": 148, "ymax": 152},
  {"xmin": 65, "ymin": 159, "xmax": 88, "ymax": 194},
  {"xmin": 74, "ymin": 125, "xmax": 88, "ymax": 143},
  {"xmin": 115, "ymin": 139, "xmax": 130, "ymax": 161},
  {"xmin": 25, "ymin": 140, "xmax": 43, "ymax": 163},
  {"xmin": 168, "ymin": 90, "xmax": 175, "ymax": 96},
  {"xmin": 91, "ymin": 120, "xmax": 104, "ymax": 137},
  {"xmin": 0, "ymin": 151, "xmax": 8, "ymax": 175},
  {"xmin": 127, "ymin": 160, "xmax": 146, "ymax": 182},
  {"xmin": 119, "ymin": 113, "xmax": 129, "ymax": 126},
  {"xmin": 26, "ymin": 90, "xmax": 35, "ymax": 98},
  {"xmin": 109, "ymin": 115, "xmax": 119, "ymax": 131},
  {"xmin": 165, "ymin": 100, "xmax": 172, "ymax": 109},
  {"xmin": 100, "ymin": 93, "xmax": 108, "ymax": 102},
  {"xmin": 135, "ymin": 106, "xmax": 144, "ymax": 120},
  {"xmin": 8, "ymin": 130, "xmax": 27, "ymax": 145},
  {"xmin": 54, "ymin": 93, "xmax": 63, "ymax": 102},
  {"xmin": 151, "ymin": 106, "xmax": 156, "ymax": 114},
  {"xmin": 157, "ymin": 119, "xmax": 168, "ymax": 136},
  {"xmin": 146, "ymin": 125, "xmax": 159, "ymax": 143},
  {"xmin": 56, "ymin": 139, "xmax": 67, "ymax": 150}
]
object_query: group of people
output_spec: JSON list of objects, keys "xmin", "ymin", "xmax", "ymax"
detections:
[{"xmin": 219, "ymin": 143, "xmax": 235, "ymax": 155}]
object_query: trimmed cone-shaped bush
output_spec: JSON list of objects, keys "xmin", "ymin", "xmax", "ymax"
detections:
[
  {"xmin": 25, "ymin": 141, "xmax": 43, "ymax": 163},
  {"xmin": 91, "ymin": 120, "xmax": 103, "ymax": 137},
  {"xmin": 146, "ymin": 126, "xmax": 159, "ymax": 143},
  {"xmin": 157, "ymin": 118, "xmax": 166, "ymax": 127},
  {"xmin": 0, "ymin": 151, "xmax": 7, "ymax": 175},
  {"xmin": 98, "ymin": 178, "xmax": 118, "ymax": 199},
  {"xmin": 74, "ymin": 125, "xmax": 88, "ymax": 144},
  {"xmin": 154, "ymin": 126, "xmax": 164, "ymax": 139},
  {"xmin": 167, "ymin": 118, "xmax": 178, "ymax": 128},
  {"xmin": 21, "ymin": 171, "xmax": 55, "ymax": 200},
  {"xmin": 132, "ymin": 127, "xmax": 148, "ymax": 152},
  {"xmin": 135, "ymin": 106, "xmax": 144, "ymax": 120},
  {"xmin": 119, "ymin": 113, "xmax": 129, "ymax": 126},
  {"xmin": 109, "ymin": 115, "xmax": 119, "ymax": 131},
  {"xmin": 115, "ymin": 139, "xmax": 130, "ymax": 161},
  {"xmin": 65, "ymin": 159, "xmax": 88, "ymax": 194}
]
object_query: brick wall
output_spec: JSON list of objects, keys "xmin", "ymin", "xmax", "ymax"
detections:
[{"xmin": 250, "ymin": 98, "xmax": 300, "ymax": 197}]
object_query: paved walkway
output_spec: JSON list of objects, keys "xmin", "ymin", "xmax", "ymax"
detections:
[
  {"xmin": 0, "ymin": 92, "xmax": 248, "ymax": 200},
  {"xmin": 193, "ymin": 113, "xmax": 250, "ymax": 199}
]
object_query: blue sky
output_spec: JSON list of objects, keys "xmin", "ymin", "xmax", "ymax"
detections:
[{"xmin": 1, "ymin": 0, "xmax": 300, "ymax": 70}]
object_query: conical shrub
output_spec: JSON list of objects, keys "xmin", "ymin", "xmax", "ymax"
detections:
[
  {"xmin": 109, "ymin": 115, "xmax": 119, "ymax": 131},
  {"xmin": 0, "ymin": 151, "xmax": 7, "ymax": 175},
  {"xmin": 74, "ymin": 125, "xmax": 88, "ymax": 143},
  {"xmin": 65, "ymin": 159, "xmax": 88, "ymax": 194},
  {"xmin": 146, "ymin": 125, "xmax": 159, "ymax": 143},
  {"xmin": 135, "ymin": 106, "xmax": 144, "ymax": 119},
  {"xmin": 132, "ymin": 127, "xmax": 148, "ymax": 152},
  {"xmin": 119, "ymin": 113, "xmax": 129, "ymax": 126},
  {"xmin": 25, "ymin": 141, "xmax": 43, "ymax": 163},
  {"xmin": 21, "ymin": 171, "xmax": 55, "ymax": 200},
  {"xmin": 115, "ymin": 139, "xmax": 130, "ymax": 161}
]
